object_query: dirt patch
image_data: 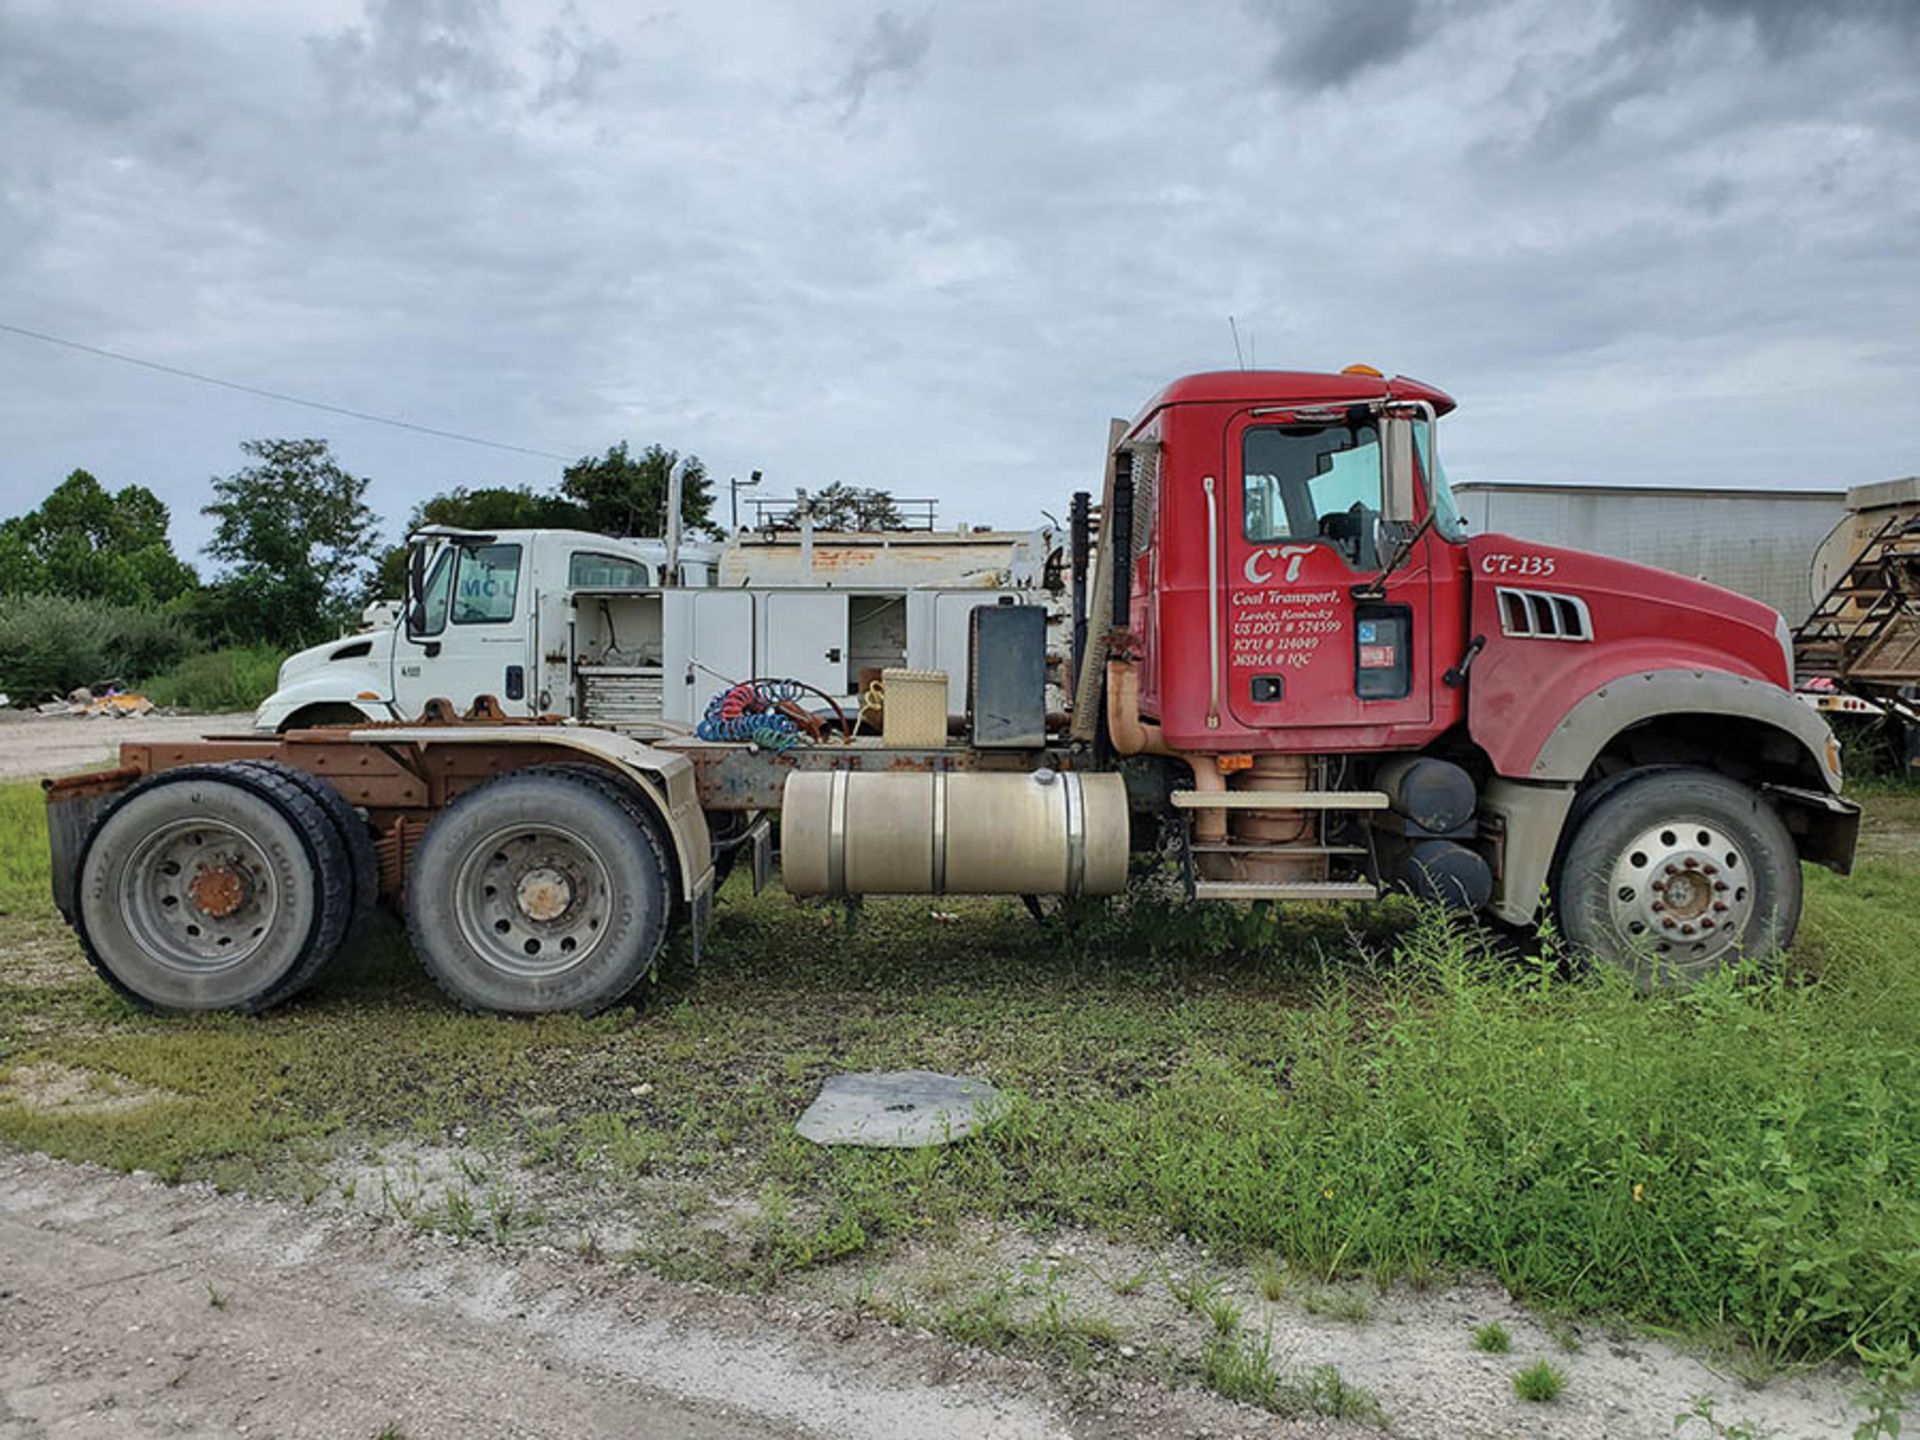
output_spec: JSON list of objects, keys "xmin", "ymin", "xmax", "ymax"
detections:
[
  {"xmin": 296, "ymin": 1134, "xmax": 1876, "ymax": 1439},
  {"xmin": 792, "ymin": 1221, "xmax": 1868, "ymax": 1439},
  {"xmin": 0, "ymin": 1150, "xmax": 1315, "ymax": 1440},
  {"xmin": 0, "ymin": 1061, "xmax": 180, "ymax": 1116},
  {"xmin": 1857, "ymin": 794, "xmax": 1920, "ymax": 861}
]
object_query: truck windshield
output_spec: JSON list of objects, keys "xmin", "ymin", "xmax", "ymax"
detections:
[
  {"xmin": 1415, "ymin": 421, "xmax": 1466, "ymax": 539},
  {"xmin": 1243, "ymin": 422, "xmax": 1383, "ymax": 569}
]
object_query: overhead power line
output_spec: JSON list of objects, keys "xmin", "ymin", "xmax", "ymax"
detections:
[{"xmin": 0, "ymin": 319, "xmax": 575, "ymax": 463}]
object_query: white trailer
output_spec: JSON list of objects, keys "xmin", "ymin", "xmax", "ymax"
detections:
[{"xmin": 1450, "ymin": 481, "xmax": 1846, "ymax": 628}]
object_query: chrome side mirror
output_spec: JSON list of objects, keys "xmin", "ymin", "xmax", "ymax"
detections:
[
  {"xmin": 404, "ymin": 543, "xmax": 427, "ymax": 639},
  {"xmin": 1381, "ymin": 414, "xmax": 1417, "ymax": 524}
]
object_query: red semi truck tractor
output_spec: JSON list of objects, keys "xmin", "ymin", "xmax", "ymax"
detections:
[{"xmin": 44, "ymin": 367, "xmax": 1860, "ymax": 1014}]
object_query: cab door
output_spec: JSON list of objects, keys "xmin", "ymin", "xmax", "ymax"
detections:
[
  {"xmin": 392, "ymin": 541, "xmax": 530, "ymax": 718},
  {"xmin": 1222, "ymin": 410, "xmax": 1435, "ymax": 736}
]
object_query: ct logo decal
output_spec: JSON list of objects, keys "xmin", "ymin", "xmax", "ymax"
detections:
[{"xmin": 1243, "ymin": 545, "xmax": 1314, "ymax": 584}]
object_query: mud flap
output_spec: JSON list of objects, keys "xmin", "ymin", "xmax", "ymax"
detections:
[
  {"xmin": 747, "ymin": 814, "xmax": 774, "ymax": 895},
  {"xmin": 690, "ymin": 867, "xmax": 715, "ymax": 964},
  {"xmin": 44, "ymin": 787, "xmax": 116, "ymax": 923},
  {"xmin": 1762, "ymin": 783, "xmax": 1862, "ymax": 876}
]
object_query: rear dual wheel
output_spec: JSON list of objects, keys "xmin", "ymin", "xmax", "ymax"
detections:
[
  {"xmin": 404, "ymin": 767, "xmax": 673, "ymax": 1014},
  {"xmin": 76, "ymin": 763, "xmax": 356, "ymax": 1012}
]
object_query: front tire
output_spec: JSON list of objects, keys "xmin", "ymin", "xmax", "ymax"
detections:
[
  {"xmin": 405, "ymin": 767, "xmax": 672, "ymax": 1014},
  {"xmin": 1554, "ymin": 767, "xmax": 1801, "ymax": 989}
]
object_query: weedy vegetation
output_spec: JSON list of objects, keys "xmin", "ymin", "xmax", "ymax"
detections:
[
  {"xmin": 2, "ymin": 780, "xmax": 1919, "ymax": 1419},
  {"xmin": 1513, "ymin": 1358, "xmax": 1568, "ymax": 1403},
  {"xmin": 1472, "ymin": 1321, "xmax": 1512, "ymax": 1354}
]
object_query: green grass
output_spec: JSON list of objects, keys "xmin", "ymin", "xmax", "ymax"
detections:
[
  {"xmin": 1201, "ymin": 1329, "xmax": 1385, "ymax": 1422},
  {"xmin": 1472, "ymin": 1321, "xmax": 1512, "ymax": 1354},
  {"xmin": 1512, "ymin": 1358, "xmax": 1567, "ymax": 1402},
  {"xmin": 3, "ymin": 781, "xmax": 1920, "ymax": 1383},
  {"xmin": 138, "ymin": 645, "xmax": 283, "ymax": 711},
  {"xmin": 0, "ymin": 784, "xmax": 50, "ymax": 917}
]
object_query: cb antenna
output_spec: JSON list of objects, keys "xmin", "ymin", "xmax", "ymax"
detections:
[{"xmin": 1228, "ymin": 314, "xmax": 1246, "ymax": 369}]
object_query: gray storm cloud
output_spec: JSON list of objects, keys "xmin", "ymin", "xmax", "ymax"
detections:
[{"xmin": 1, "ymin": 0, "xmax": 1915, "ymax": 558}]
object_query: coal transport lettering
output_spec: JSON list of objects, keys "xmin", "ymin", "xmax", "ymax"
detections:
[{"xmin": 1230, "ymin": 589, "xmax": 1344, "ymax": 669}]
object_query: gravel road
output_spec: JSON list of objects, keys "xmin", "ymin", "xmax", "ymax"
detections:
[
  {"xmin": 0, "ymin": 1153, "xmax": 1327, "ymax": 1440},
  {"xmin": 0, "ymin": 713, "xmax": 255, "ymax": 783}
]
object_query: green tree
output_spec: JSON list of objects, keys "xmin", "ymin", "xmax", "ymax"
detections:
[
  {"xmin": 0, "ymin": 469, "xmax": 198, "ymax": 606},
  {"xmin": 560, "ymin": 443, "xmax": 716, "ymax": 538},
  {"xmin": 807, "ymin": 482, "xmax": 906, "ymax": 531},
  {"xmin": 370, "ymin": 484, "xmax": 588, "ymax": 598},
  {"xmin": 201, "ymin": 439, "xmax": 382, "ymax": 649}
]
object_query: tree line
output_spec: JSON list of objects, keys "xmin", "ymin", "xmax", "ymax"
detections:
[
  {"xmin": 1, "ymin": 438, "xmax": 715, "ymax": 655},
  {"xmin": 1, "ymin": 435, "xmax": 909, "ymax": 701}
]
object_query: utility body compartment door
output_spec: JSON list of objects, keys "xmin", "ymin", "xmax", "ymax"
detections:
[
  {"xmin": 664, "ymin": 590, "xmax": 755, "ymax": 725},
  {"xmin": 532, "ymin": 587, "xmax": 572, "ymax": 715},
  {"xmin": 759, "ymin": 592, "xmax": 849, "ymax": 700}
]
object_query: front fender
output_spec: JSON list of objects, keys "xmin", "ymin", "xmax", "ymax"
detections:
[
  {"xmin": 1525, "ymin": 669, "xmax": 1842, "ymax": 794},
  {"xmin": 253, "ymin": 678, "xmax": 392, "ymax": 732}
]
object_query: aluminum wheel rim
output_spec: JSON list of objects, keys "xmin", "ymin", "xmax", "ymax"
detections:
[
  {"xmin": 452, "ymin": 822, "xmax": 613, "ymax": 980},
  {"xmin": 119, "ymin": 818, "xmax": 280, "ymax": 974},
  {"xmin": 1606, "ymin": 817, "xmax": 1754, "ymax": 967}
]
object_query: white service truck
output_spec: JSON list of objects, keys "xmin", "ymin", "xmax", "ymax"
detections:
[{"xmin": 257, "ymin": 525, "xmax": 1063, "ymax": 735}]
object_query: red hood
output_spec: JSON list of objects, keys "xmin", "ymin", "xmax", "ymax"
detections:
[{"xmin": 1466, "ymin": 537, "xmax": 1781, "ymax": 695}]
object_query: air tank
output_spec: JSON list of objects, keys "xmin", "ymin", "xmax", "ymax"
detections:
[
  {"xmin": 1374, "ymin": 755, "xmax": 1478, "ymax": 834},
  {"xmin": 781, "ymin": 769, "xmax": 1130, "ymax": 898}
]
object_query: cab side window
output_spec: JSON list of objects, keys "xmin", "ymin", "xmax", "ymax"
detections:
[
  {"xmin": 1243, "ymin": 423, "xmax": 1383, "ymax": 569},
  {"xmin": 452, "ymin": 543, "xmax": 522, "ymax": 624},
  {"xmin": 568, "ymin": 551, "xmax": 654, "ymax": 588}
]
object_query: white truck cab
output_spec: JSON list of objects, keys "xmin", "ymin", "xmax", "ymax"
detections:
[{"xmin": 257, "ymin": 529, "xmax": 717, "ymax": 732}]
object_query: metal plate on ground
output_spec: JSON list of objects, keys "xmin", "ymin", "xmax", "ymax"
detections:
[{"xmin": 795, "ymin": 1071, "xmax": 1004, "ymax": 1148}]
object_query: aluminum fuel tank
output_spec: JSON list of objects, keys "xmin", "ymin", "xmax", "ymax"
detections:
[{"xmin": 781, "ymin": 769, "xmax": 1129, "ymax": 898}]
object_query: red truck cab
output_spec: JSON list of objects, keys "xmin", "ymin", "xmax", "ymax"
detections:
[{"xmin": 1113, "ymin": 367, "xmax": 1856, "ymax": 982}]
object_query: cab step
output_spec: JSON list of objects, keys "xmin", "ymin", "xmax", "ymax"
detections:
[
  {"xmin": 1192, "ymin": 879, "xmax": 1381, "ymax": 902},
  {"xmin": 1170, "ymin": 790, "xmax": 1389, "ymax": 811},
  {"xmin": 1188, "ymin": 842, "xmax": 1367, "ymax": 857}
]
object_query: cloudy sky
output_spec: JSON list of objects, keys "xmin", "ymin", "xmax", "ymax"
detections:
[{"xmin": 2, "ymin": 0, "xmax": 1917, "ymax": 559}]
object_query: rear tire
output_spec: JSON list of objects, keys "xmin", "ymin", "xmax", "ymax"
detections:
[
  {"xmin": 1554, "ymin": 767, "xmax": 1800, "ymax": 989},
  {"xmin": 75, "ymin": 763, "xmax": 352, "ymax": 1012},
  {"xmin": 232, "ymin": 760, "xmax": 380, "ymax": 938},
  {"xmin": 405, "ymin": 767, "xmax": 672, "ymax": 1014}
]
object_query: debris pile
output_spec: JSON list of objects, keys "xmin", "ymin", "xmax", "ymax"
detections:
[{"xmin": 34, "ymin": 686, "xmax": 155, "ymax": 718}]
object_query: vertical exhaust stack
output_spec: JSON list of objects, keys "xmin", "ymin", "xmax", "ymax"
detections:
[
  {"xmin": 1069, "ymin": 489, "xmax": 1091, "ymax": 696},
  {"xmin": 664, "ymin": 457, "xmax": 687, "ymax": 587}
]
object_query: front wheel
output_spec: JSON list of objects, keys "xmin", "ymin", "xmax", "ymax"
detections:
[{"xmin": 1554, "ymin": 767, "xmax": 1801, "ymax": 989}]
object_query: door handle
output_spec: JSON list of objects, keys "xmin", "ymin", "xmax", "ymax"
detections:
[{"xmin": 826, "ymin": 647, "xmax": 843, "ymax": 663}]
